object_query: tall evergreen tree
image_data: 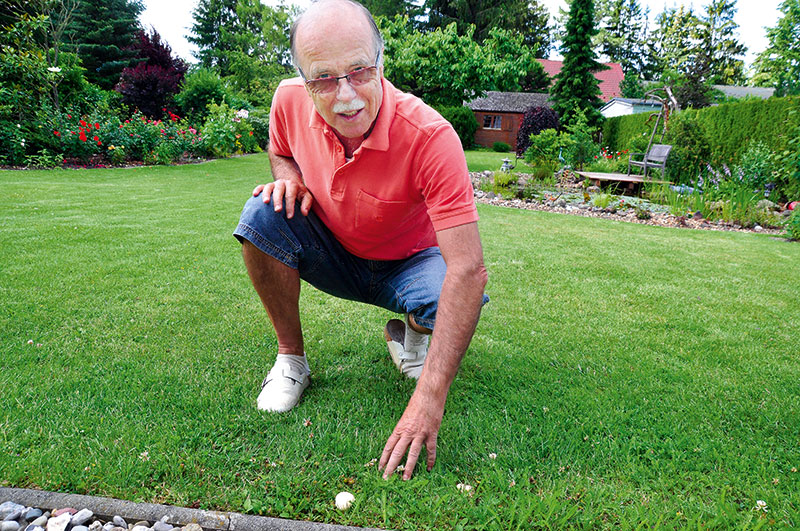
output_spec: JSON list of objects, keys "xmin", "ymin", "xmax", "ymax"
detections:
[
  {"xmin": 697, "ymin": 0, "xmax": 746, "ymax": 85},
  {"xmin": 646, "ymin": 6, "xmax": 700, "ymax": 79},
  {"xmin": 549, "ymin": 0, "xmax": 605, "ymax": 128},
  {"xmin": 751, "ymin": 0, "xmax": 800, "ymax": 95},
  {"xmin": 64, "ymin": 0, "xmax": 143, "ymax": 89},
  {"xmin": 187, "ymin": 0, "xmax": 238, "ymax": 74},
  {"xmin": 360, "ymin": 0, "xmax": 421, "ymax": 20},
  {"xmin": 596, "ymin": 0, "xmax": 649, "ymax": 75}
]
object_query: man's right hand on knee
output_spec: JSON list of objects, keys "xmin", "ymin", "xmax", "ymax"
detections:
[{"xmin": 253, "ymin": 179, "xmax": 314, "ymax": 219}]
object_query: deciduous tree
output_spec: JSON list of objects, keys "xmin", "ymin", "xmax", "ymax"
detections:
[{"xmin": 696, "ymin": 0, "xmax": 746, "ymax": 85}]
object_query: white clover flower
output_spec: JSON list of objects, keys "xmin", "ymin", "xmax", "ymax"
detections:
[
  {"xmin": 139, "ymin": 450, "xmax": 149, "ymax": 461},
  {"xmin": 488, "ymin": 452, "xmax": 497, "ymax": 459},
  {"xmin": 754, "ymin": 500, "xmax": 768, "ymax": 512},
  {"xmin": 48, "ymin": 66, "xmax": 62, "ymax": 73},
  {"xmin": 456, "ymin": 483, "xmax": 472, "ymax": 493}
]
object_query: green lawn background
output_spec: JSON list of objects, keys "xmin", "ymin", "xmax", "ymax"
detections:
[{"xmin": 1, "ymin": 153, "xmax": 798, "ymax": 529}]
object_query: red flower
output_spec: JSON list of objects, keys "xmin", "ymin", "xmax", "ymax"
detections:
[
  {"xmin": 93, "ymin": 135, "xmax": 99, "ymax": 141},
  {"xmin": 79, "ymin": 132, "xmax": 87, "ymax": 142},
  {"xmin": 249, "ymin": 131, "xmax": 253, "ymax": 136},
  {"xmin": 94, "ymin": 123, "xmax": 99, "ymax": 129},
  {"xmin": 80, "ymin": 119, "xmax": 87, "ymax": 127},
  {"xmin": 96, "ymin": 141, "xmax": 102, "ymax": 146},
  {"xmin": 53, "ymin": 131, "xmax": 61, "ymax": 137},
  {"xmin": 67, "ymin": 114, "xmax": 72, "ymax": 119}
]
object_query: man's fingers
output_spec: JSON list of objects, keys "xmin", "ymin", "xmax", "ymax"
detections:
[
  {"xmin": 270, "ymin": 181, "xmax": 285, "ymax": 211},
  {"xmin": 284, "ymin": 184, "xmax": 298, "ymax": 218},
  {"xmin": 426, "ymin": 435, "xmax": 438, "ymax": 472},
  {"xmin": 300, "ymin": 190, "xmax": 314, "ymax": 216},
  {"xmin": 381, "ymin": 438, "xmax": 411, "ymax": 480},
  {"xmin": 379, "ymin": 433, "xmax": 400, "ymax": 473},
  {"xmin": 403, "ymin": 439, "xmax": 424, "ymax": 480},
  {"xmin": 252, "ymin": 184, "xmax": 266, "ymax": 197}
]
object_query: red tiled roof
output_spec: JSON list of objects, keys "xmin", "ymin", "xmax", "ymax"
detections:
[{"xmin": 535, "ymin": 59, "xmax": 624, "ymax": 102}]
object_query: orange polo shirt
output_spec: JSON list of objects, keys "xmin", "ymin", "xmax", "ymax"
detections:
[{"xmin": 268, "ymin": 77, "xmax": 478, "ymax": 260}]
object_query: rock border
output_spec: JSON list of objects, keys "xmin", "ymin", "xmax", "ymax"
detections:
[
  {"xmin": 1, "ymin": 489, "xmax": 383, "ymax": 531},
  {"xmin": 471, "ymin": 172, "xmax": 788, "ymax": 237}
]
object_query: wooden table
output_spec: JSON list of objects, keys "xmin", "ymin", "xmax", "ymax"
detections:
[{"xmin": 575, "ymin": 171, "xmax": 670, "ymax": 193}]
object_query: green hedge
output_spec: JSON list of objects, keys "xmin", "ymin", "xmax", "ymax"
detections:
[
  {"xmin": 602, "ymin": 97, "xmax": 800, "ymax": 196},
  {"xmin": 603, "ymin": 97, "xmax": 800, "ymax": 163}
]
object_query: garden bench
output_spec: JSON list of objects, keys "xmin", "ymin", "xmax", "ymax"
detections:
[{"xmin": 627, "ymin": 143, "xmax": 672, "ymax": 178}]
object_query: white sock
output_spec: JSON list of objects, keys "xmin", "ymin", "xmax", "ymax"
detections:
[
  {"xmin": 404, "ymin": 314, "xmax": 429, "ymax": 353},
  {"xmin": 275, "ymin": 353, "xmax": 310, "ymax": 375}
]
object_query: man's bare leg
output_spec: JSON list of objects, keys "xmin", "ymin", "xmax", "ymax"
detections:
[
  {"xmin": 242, "ymin": 241, "xmax": 310, "ymax": 412},
  {"xmin": 242, "ymin": 241, "xmax": 305, "ymax": 355}
]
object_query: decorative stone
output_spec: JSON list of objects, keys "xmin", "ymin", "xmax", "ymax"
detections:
[
  {"xmin": 102, "ymin": 523, "xmax": 114, "ymax": 531},
  {"xmin": 51, "ymin": 509, "xmax": 76, "ymax": 518},
  {"xmin": 46, "ymin": 513, "xmax": 71, "ymax": 531},
  {"xmin": 5, "ymin": 510, "xmax": 23, "ymax": 522},
  {"xmin": 153, "ymin": 522, "xmax": 172, "ymax": 531},
  {"xmin": 88, "ymin": 522, "xmax": 102, "ymax": 531},
  {"xmin": 71, "ymin": 510, "xmax": 93, "ymax": 527},
  {"xmin": 108, "ymin": 527, "xmax": 126, "ymax": 531},
  {"xmin": 1, "ymin": 521, "xmax": 21, "ymax": 531},
  {"xmin": 0, "ymin": 505, "xmax": 25, "ymax": 521},
  {"xmin": 181, "ymin": 524, "xmax": 202, "ymax": 531},
  {"xmin": 133, "ymin": 522, "xmax": 150, "ymax": 529},
  {"xmin": 112, "ymin": 517, "xmax": 127, "ymax": 528},
  {"xmin": 131, "ymin": 525, "xmax": 149, "ymax": 531},
  {"xmin": 28, "ymin": 519, "xmax": 46, "ymax": 530},
  {"xmin": 24, "ymin": 510, "xmax": 42, "ymax": 522},
  {"xmin": 72, "ymin": 526, "xmax": 88, "ymax": 531},
  {"xmin": 24, "ymin": 525, "xmax": 44, "ymax": 531}
]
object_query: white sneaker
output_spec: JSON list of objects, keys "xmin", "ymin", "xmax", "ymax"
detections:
[
  {"xmin": 384, "ymin": 314, "xmax": 429, "ymax": 379},
  {"xmin": 257, "ymin": 359, "xmax": 310, "ymax": 412}
]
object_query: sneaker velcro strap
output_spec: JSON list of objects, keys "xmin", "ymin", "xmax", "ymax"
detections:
[{"xmin": 262, "ymin": 366, "xmax": 307, "ymax": 388}]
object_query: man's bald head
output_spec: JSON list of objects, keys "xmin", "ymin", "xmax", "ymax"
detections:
[{"xmin": 290, "ymin": 0, "xmax": 384, "ymax": 71}]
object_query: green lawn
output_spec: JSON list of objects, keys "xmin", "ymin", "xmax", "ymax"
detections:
[{"xmin": 2, "ymin": 153, "xmax": 798, "ymax": 529}]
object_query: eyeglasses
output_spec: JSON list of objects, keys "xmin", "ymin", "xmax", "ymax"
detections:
[{"xmin": 299, "ymin": 51, "xmax": 381, "ymax": 94}]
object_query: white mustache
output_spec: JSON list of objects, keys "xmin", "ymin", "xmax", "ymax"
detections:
[{"xmin": 333, "ymin": 99, "xmax": 366, "ymax": 113}]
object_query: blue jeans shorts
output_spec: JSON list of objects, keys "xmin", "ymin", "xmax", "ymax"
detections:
[{"xmin": 234, "ymin": 194, "xmax": 487, "ymax": 330}]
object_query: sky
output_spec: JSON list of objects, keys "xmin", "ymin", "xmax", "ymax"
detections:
[{"xmin": 139, "ymin": 0, "xmax": 781, "ymax": 69}]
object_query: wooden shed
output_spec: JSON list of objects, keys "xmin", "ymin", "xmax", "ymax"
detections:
[{"xmin": 467, "ymin": 91, "xmax": 551, "ymax": 151}]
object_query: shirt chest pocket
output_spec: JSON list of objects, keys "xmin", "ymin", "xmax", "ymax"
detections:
[{"xmin": 355, "ymin": 189, "xmax": 416, "ymax": 236}]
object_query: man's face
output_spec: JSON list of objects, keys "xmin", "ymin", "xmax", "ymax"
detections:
[{"xmin": 295, "ymin": 14, "xmax": 383, "ymax": 140}]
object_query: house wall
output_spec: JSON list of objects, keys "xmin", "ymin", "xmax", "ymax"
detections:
[{"xmin": 472, "ymin": 111, "xmax": 522, "ymax": 151}]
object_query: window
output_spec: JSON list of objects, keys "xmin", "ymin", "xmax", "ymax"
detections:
[{"xmin": 483, "ymin": 115, "xmax": 502, "ymax": 129}]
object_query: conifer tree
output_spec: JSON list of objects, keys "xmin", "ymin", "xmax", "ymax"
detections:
[
  {"xmin": 187, "ymin": 0, "xmax": 238, "ymax": 74},
  {"xmin": 549, "ymin": 0, "xmax": 605, "ymax": 128},
  {"xmin": 64, "ymin": 0, "xmax": 143, "ymax": 89},
  {"xmin": 697, "ymin": 0, "xmax": 746, "ymax": 85},
  {"xmin": 596, "ymin": 0, "xmax": 649, "ymax": 75}
]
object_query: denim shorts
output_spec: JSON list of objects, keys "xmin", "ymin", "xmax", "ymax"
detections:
[{"xmin": 234, "ymin": 194, "xmax": 486, "ymax": 330}]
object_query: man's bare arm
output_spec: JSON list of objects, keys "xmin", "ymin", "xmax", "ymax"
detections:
[
  {"xmin": 252, "ymin": 148, "xmax": 313, "ymax": 218},
  {"xmin": 379, "ymin": 221, "xmax": 488, "ymax": 480}
]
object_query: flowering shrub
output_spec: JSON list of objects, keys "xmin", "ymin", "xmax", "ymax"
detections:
[
  {"xmin": 200, "ymin": 103, "xmax": 258, "ymax": 158},
  {"xmin": 785, "ymin": 208, "xmax": 800, "ymax": 240},
  {"xmin": 586, "ymin": 147, "xmax": 629, "ymax": 173}
]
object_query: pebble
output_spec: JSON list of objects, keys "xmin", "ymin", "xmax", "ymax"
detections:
[
  {"xmin": 72, "ymin": 526, "xmax": 88, "ymax": 531},
  {"xmin": 133, "ymin": 522, "xmax": 150, "ymax": 529},
  {"xmin": 45, "ymin": 513, "xmax": 71, "ymax": 531},
  {"xmin": 0, "ymin": 505, "xmax": 25, "ymax": 521},
  {"xmin": 4, "ymin": 511, "xmax": 22, "ymax": 522},
  {"xmin": 29, "ymin": 518, "xmax": 46, "ymax": 528},
  {"xmin": 153, "ymin": 522, "xmax": 172, "ymax": 531},
  {"xmin": 24, "ymin": 510, "xmax": 42, "ymax": 522},
  {"xmin": 1, "ymin": 521, "xmax": 20, "ymax": 531},
  {"xmin": 88, "ymin": 522, "xmax": 102, "ymax": 531},
  {"xmin": 24, "ymin": 525, "xmax": 44, "ymax": 531},
  {"xmin": 113, "ymin": 517, "xmax": 127, "ymax": 528},
  {"xmin": 102, "ymin": 523, "xmax": 114, "ymax": 531},
  {"xmin": 181, "ymin": 524, "xmax": 202, "ymax": 531},
  {"xmin": 71, "ymin": 510, "xmax": 93, "ymax": 527},
  {"xmin": 51, "ymin": 509, "xmax": 76, "ymax": 518},
  {"xmin": 130, "ymin": 525, "xmax": 149, "ymax": 531}
]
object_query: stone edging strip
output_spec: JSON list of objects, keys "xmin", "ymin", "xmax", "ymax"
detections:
[{"xmin": 1, "ymin": 488, "xmax": 386, "ymax": 531}]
